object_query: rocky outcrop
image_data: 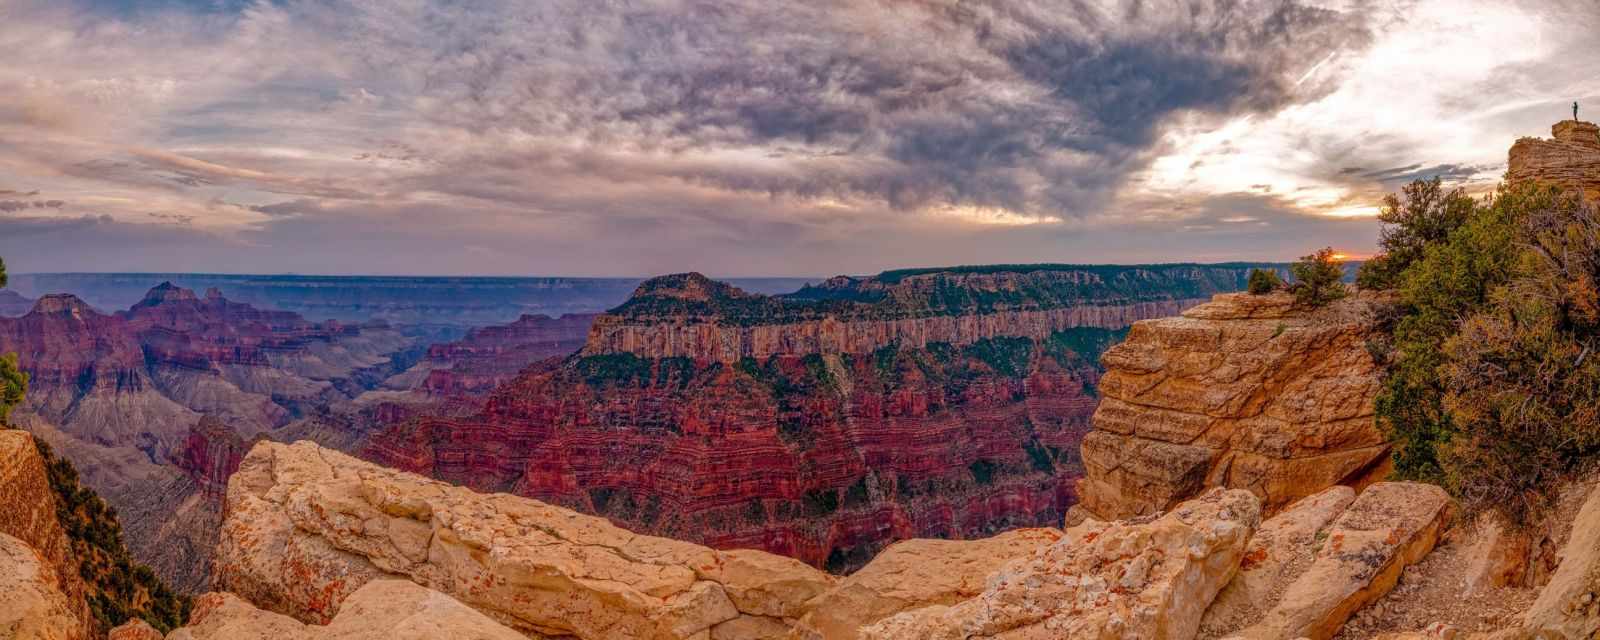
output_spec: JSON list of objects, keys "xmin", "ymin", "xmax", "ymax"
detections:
[
  {"xmin": 1226, "ymin": 482, "xmax": 1453, "ymax": 640},
  {"xmin": 861, "ymin": 488, "xmax": 1262, "ymax": 640},
  {"xmin": 1200, "ymin": 485, "xmax": 1357, "ymax": 637},
  {"xmin": 216, "ymin": 440, "xmax": 836, "ymax": 639},
  {"xmin": 790, "ymin": 528, "xmax": 1062, "ymax": 640},
  {"xmin": 1076, "ymin": 291, "xmax": 1388, "ymax": 520},
  {"xmin": 1509, "ymin": 119, "xmax": 1600, "ymax": 203},
  {"xmin": 0, "ymin": 431, "xmax": 92, "ymax": 638}
]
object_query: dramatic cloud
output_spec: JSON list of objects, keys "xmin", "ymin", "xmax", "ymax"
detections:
[{"xmin": 0, "ymin": 0, "xmax": 1594, "ymax": 275}]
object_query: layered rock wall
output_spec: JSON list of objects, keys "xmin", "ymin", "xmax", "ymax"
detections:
[
  {"xmin": 1508, "ymin": 119, "xmax": 1600, "ymax": 203},
  {"xmin": 586, "ymin": 299, "xmax": 1204, "ymax": 362},
  {"xmin": 1076, "ymin": 292, "xmax": 1388, "ymax": 520}
]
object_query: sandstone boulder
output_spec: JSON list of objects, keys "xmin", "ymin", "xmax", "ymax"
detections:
[
  {"xmin": 860, "ymin": 488, "xmax": 1261, "ymax": 640},
  {"xmin": 790, "ymin": 528, "xmax": 1061, "ymax": 640},
  {"xmin": 0, "ymin": 533, "xmax": 87, "ymax": 640},
  {"xmin": 1077, "ymin": 291, "xmax": 1388, "ymax": 520},
  {"xmin": 1200, "ymin": 486, "xmax": 1356, "ymax": 637},
  {"xmin": 1229, "ymin": 482, "xmax": 1453, "ymax": 640},
  {"xmin": 216, "ymin": 440, "xmax": 835, "ymax": 640}
]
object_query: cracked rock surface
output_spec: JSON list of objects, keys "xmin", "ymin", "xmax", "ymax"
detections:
[{"xmin": 216, "ymin": 440, "xmax": 835, "ymax": 640}]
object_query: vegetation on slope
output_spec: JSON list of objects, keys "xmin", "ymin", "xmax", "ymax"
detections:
[
  {"xmin": 1362, "ymin": 177, "xmax": 1598, "ymax": 527},
  {"xmin": 32, "ymin": 436, "xmax": 192, "ymax": 633}
]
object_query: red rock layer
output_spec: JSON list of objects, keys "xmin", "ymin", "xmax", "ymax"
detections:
[
  {"xmin": 368, "ymin": 332, "xmax": 1124, "ymax": 572},
  {"xmin": 416, "ymin": 313, "xmax": 594, "ymax": 396},
  {"xmin": 174, "ymin": 417, "xmax": 252, "ymax": 501},
  {"xmin": 369, "ymin": 268, "xmax": 1263, "ymax": 572}
]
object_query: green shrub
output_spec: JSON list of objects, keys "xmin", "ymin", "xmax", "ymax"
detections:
[
  {"xmin": 1437, "ymin": 192, "xmax": 1600, "ymax": 526},
  {"xmin": 0, "ymin": 353, "xmax": 25, "ymax": 426},
  {"xmin": 1357, "ymin": 177, "xmax": 1476, "ymax": 290},
  {"xmin": 1247, "ymin": 268, "xmax": 1283, "ymax": 294},
  {"xmin": 1289, "ymin": 247, "xmax": 1348, "ymax": 308},
  {"xmin": 1376, "ymin": 184, "xmax": 1529, "ymax": 481}
]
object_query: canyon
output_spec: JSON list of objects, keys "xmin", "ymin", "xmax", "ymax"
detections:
[
  {"xmin": 0, "ymin": 283, "xmax": 418, "ymax": 592},
  {"xmin": 0, "ymin": 276, "xmax": 1594, "ymax": 639},
  {"xmin": 367, "ymin": 265, "xmax": 1270, "ymax": 572}
]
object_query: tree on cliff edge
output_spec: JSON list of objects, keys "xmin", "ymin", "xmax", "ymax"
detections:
[
  {"xmin": 0, "ymin": 256, "xmax": 24, "ymax": 424},
  {"xmin": 1289, "ymin": 248, "xmax": 1348, "ymax": 307}
]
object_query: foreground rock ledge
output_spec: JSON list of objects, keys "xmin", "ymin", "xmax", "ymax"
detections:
[
  {"xmin": 861, "ymin": 488, "xmax": 1262, "ymax": 640},
  {"xmin": 216, "ymin": 440, "xmax": 835, "ymax": 640}
]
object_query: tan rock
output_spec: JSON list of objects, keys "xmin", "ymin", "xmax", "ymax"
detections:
[
  {"xmin": 1522, "ymin": 479, "xmax": 1600, "ymax": 638},
  {"xmin": 1201, "ymin": 486, "xmax": 1357, "ymax": 638},
  {"xmin": 1508, "ymin": 120, "xmax": 1600, "ymax": 204},
  {"xmin": 107, "ymin": 620, "xmax": 165, "ymax": 640},
  {"xmin": 1231, "ymin": 482, "xmax": 1454, "ymax": 640},
  {"xmin": 1077, "ymin": 292, "xmax": 1389, "ymax": 520},
  {"xmin": 170, "ymin": 592, "xmax": 314, "ymax": 640},
  {"xmin": 216, "ymin": 440, "xmax": 835, "ymax": 640},
  {"xmin": 167, "ymin": 580, "xmax": 525, "ymax": 640},
  {"xmin": 0, "ymin": 533, "xmax": 95, "ymax": 640},
  {"xmin": 317, "ymin": 579, "xmax": 526, "ymax": 640},
  {"xmin": 790, "ymin": 528, "xmax": 1062, "ymax": 640},
  {"xmin": 860, "ymin": 488, "xmax": 1262, "ymax": 640},
  {"xmin": 1462, "ymin": 515, "xmax": 1536, "ymax": 593}
]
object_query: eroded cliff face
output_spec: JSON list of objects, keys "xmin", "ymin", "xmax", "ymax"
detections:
[
  {"xmin": 381, "ymin": 312, "xmax": 594, "ymax": 398},
  {"xmin": 1509, "ymin": 119, "xmax": 1600, "ymax": 203},
  {"xmin": 367, "ymin": 267, "xmax": 1262, "ymax": 573},
  {"xmin": 1075, "ymin": 291, "xmax": 1389, "ymax": 520},
  {"xmin": 586, "ymin": 267, "xmax": 1258, "ymax": 362}
]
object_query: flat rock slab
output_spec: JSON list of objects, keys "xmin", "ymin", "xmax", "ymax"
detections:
[
  {"xmin": 1200, "ymin": 486, "xmax": 1356, "ymax": 638},
  {"xmin": 1229, "ymin": 482, "xmax": 1453, "ymax": 640}
]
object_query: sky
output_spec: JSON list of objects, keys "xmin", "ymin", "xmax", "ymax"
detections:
[{"xmin": 1, "ymin": 0, "xmax": 1596, "ymax": 277}]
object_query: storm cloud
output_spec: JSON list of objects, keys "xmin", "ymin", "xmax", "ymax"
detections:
[{"xmin": 0, "ymin": 0, "xmax": 1595, "ymax": 275}]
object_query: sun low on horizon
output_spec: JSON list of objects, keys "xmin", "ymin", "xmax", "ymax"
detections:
[{"xmin": 1, "ymin": 0, "xmax": 1595, "ymax": 277}]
